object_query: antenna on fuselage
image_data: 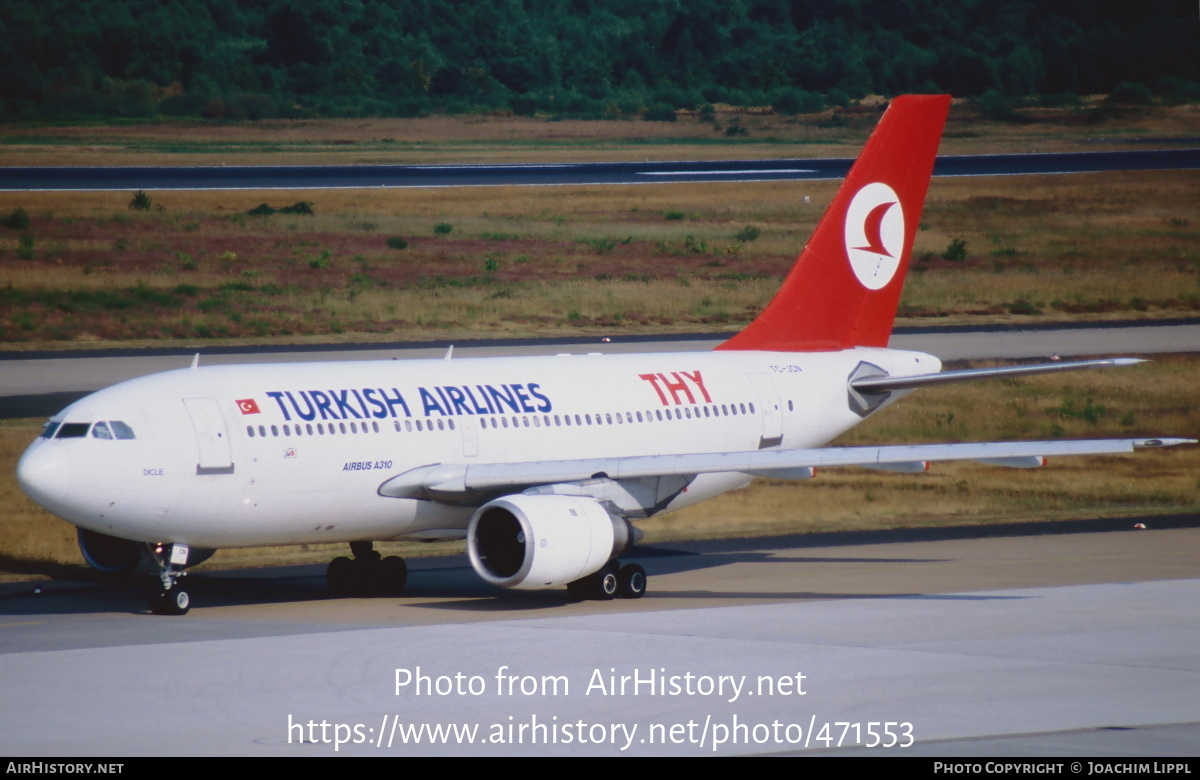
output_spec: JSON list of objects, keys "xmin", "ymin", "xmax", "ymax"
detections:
[
  {"xmin": 444, "ymin": 345, "xmax": 454, "ymax": 361},
  {"xmin": 190, "ymin": 353, "xmax": 200, "ymax": 369}
]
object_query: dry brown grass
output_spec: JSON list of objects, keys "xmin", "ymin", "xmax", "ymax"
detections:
[
  {"xmin": 1, "ymin": 168, "xmax": 1197, "ymax": 349},
  {"xmin": 2, "ymin": 101, "xmax": 1197, "ymax": 166},
  {"xmin": 1, "ymin": 355, "xmax": 1196, "ymax": 577}
]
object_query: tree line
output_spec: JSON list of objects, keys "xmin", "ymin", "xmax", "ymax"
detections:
[{"xmin": 1, "ymin": 0, "xmax": 1196, "ymax": 121}]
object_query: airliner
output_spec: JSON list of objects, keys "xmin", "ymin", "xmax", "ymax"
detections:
[{"xmin": 16, "ymin": 95, "xmax": 1193, "ymax": 615}]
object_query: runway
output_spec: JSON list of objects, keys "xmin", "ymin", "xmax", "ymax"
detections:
[
  {"xmin": 1, "ymin": 519, "xmax": 1197, "ymax": 755},
  {"xmin": 2, "ymin": 148, "xmax": 1198, "ymax": 191}
]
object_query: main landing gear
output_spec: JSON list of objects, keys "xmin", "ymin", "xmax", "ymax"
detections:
[
  {"xmin": 567, "ymin": 561, "xmax": 647, "ymax": 601},
  {"xmin": 326, "ymin": 541, "xmax": 408, "ymax": 597},
  {"xmin": 147, "ymin": 542, "xmax": 191, "ymax": 616}
]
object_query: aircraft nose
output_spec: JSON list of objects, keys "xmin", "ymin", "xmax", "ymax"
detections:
[{"xmin": 16, "ymin": 442, "xmax": 72, "ymax": 510}]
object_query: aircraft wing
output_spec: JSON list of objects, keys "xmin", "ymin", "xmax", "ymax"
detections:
[{"xmin": 379, "ymin": 437, "xmax": 1195, "ymax": 501}]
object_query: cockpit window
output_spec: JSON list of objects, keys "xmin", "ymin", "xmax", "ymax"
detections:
[{"xmin": 50, "ymin": 420, "xmax": 136, "ymax": 440}]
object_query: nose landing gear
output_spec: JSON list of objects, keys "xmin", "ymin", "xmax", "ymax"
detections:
[{"xmin": 147, "ymin": 542, "xmax": 191, "ymax": 615}]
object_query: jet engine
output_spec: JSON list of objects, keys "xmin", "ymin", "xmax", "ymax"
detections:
[
  {"xmin": 467, "ymin": 494, "xmax": 637, "ymax": 589},
  {"xmin": 77, "ymin": 528, "xmax": 215, "ymax": 573}
]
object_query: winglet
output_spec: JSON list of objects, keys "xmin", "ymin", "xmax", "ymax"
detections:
[{"xmin": 717, "ymin": 94, "xmax": 950, "ymax": 352}]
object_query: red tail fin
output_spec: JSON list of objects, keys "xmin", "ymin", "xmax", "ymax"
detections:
[{"xmin": 717, "ymin": 94, "xmax": 950, "ymax": 352}]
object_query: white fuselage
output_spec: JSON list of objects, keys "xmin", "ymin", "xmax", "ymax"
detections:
[{"xmin": 17, "ymin": 346, "xmax": 938, "ymax": 549}]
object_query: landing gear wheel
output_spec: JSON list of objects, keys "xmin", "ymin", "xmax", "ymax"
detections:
[
  {"xmin": 145, "ymin": 542, "xmax": 191, "ymax": 615},
  {"xmin": 149, "ymin": 587, "xmax": 190, "ymax": 615},
  {"xmin": 618, "ymin": 564, "xmax": 646, "ymax": 599},
  {"xmin": 377, "ymin": 556, "xmax": 408, "ymax": 596},
  {"xmin": 327, "ymin": 547, "xmax": 408, "ymax": 598},
  {"xmin": 327, "ymin": 556, "xmax": 357, "ymax": 597},
  {"xmin": 567, "ymin": 563, "xmax": 619, "ymax": 601},
  {"xmin": 596, "ymin": 566, "xmax": 619, "ymax": 600}
]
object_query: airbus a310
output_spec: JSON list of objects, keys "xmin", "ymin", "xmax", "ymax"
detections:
[{"xmin": 17, "ymin": 95, "xmax": 1193, "ymax": 614}]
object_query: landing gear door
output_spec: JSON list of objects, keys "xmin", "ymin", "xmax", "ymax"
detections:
[
  {"xmin": 747, "ymin": 373, "xmax": 783, "ymax": 449},
  {"xmin": 183, "ymin": 398, "xmax": 234, "ymax": 475}
]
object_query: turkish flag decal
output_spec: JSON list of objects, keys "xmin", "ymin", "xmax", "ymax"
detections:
[{"xmin": 236, "ymin": 398, "xmax": 261, "ymax": 415}]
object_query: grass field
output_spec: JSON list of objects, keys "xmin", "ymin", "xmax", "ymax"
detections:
[
  {"xmin": 2, "ymin": 102, "xmax": 1196, "ymax": 350},
  {"xmin": 2, "ymin": 100, "xmax": 1197, "ymax": 166},
  {"xmin": 0, "ymin": 169, "xmax": 1197, "ymax": 349},
  {"xmin": 2, "ymin": 354, "xmax": 1196, "ymax": 578}
]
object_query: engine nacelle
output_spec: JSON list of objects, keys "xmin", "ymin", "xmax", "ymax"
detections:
[
  {"xmin": 467, "ymin": 495, "xmax": 635, "ymax": 590},
  {"xmin": 78, "ymin": 528, "xmax": 142, "ymax": 573},
  {"xmin": 77, "ymin": 528, "xmax": 215, "ymax": 573}
]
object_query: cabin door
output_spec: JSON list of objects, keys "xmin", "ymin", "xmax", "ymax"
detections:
[
  {"xmin": 746, "ymin": 374, "xmax": 783, "ymax": 449},
  {"xmin": 183, "ymin": 398, "xmax": 234, "ymax": 474}
]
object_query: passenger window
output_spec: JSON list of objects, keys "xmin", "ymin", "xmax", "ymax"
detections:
[
  {"xmin": 56, "ymin": 423, "xmax": 91, "ymax": 438},
  {"xmin": 92, "ymin": 421, "xmax": 113, "ymax": 439}
]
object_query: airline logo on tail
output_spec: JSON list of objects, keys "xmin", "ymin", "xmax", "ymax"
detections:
[
  {"xmin": 715, "ymin": 94, "xmax": 949, "ymax": 353},
  {"xmin": 844, "ymin": 182, "xmax": 903, "ymax": 290}
]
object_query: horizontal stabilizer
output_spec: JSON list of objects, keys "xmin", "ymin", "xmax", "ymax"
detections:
[{"xmin": 850, "ymin": 358, "xmax": 1145, "ymax": 394}]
